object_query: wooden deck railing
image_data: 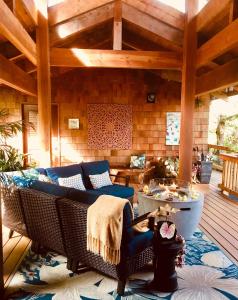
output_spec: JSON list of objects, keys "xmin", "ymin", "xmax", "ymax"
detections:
[
  {"xmin": 208, "ymin": 144, "xmax": 231, "ymax": 152},
  {"xmin": 219, "ymin": 153, "xmax": 238, "ymax": 197}
]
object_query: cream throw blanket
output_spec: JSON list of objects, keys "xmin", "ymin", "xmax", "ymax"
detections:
[{"xmin": 87, "ymin": 195, "xmax": 131, "ymax": 265}]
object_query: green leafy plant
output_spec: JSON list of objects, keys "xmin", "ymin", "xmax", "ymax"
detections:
[
  {"xmin": 216, "ymin": 114, "xmax": 238, "ymax": 148},
  {"xmin": 0, "ymin": 109, "xmax": 29, "ymax": 172},
  {"xmin": 150, "ymin": 157, "xmax": 179, "ymax": 179}
]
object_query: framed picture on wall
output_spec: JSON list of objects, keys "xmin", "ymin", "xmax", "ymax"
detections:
[
  {"xmin": 130, "ymin": 154, "xmax": 146, "ymax": 169},
  {"xmin": 68, "ymin": 118, "xmax": 80, "ymax": 129},
  {"xmin": 166, "ymin": 112, "xmax": 181, "ymax": 145}
]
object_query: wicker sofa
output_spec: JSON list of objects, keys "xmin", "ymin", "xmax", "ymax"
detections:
[
  {"xmin": 2, "ymin": 160, "xmax": 134, "ymax": 238},
  {"xmin": 2, "ymin": 160, "xmax": 154, "ymax": 295},
  {"xmin": 37, "ymin": 160, "xmax": 134, "ymax": 201}
]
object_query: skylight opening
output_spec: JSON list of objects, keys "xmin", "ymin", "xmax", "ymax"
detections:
[
  {"xmin": 157, "ymin": 0, "xmax": 208, "ymax": 13},
  {"xmin": 48, "ymin": 0, "xmax": 64, "ymax": 7}
]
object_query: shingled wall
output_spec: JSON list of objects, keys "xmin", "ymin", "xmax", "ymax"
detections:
[{"xmin": 0, "ymin": 68, "xmax": 209, "ymax": 167}]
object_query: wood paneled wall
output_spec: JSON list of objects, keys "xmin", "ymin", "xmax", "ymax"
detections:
[
  {"xmin": 52, "ymin": 69, "xmax": 209, "ymax": 166},
  {"xmin": 0, "ymin": 87, "xmax": 35, "ymax": 151},
  {"xmin": 0, "ymin": 69, "xmax": 209, "ymax": 167}
]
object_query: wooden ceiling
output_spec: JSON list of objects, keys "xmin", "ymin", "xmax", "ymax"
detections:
[{"xmin": 0, "ymin": 0, "xmax": 238, "ymax": 99}]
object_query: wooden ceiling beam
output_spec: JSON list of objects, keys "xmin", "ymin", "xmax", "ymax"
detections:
[
  {"xmin": 13, "ymin": 0, "xmax": 38, "ymax": 30},
  {"xmin": 9, "ymin": 53, "xmax": 25, "ymax": 62},
  {"xmin": 196, "ymin": 58, "xmax": 238, "ymax": 96},
  {"xmin": 229, "ymin": 0, "xmax": 238, "ymax": 22},
  {"xmin": 0, "ymin": 53, "xmax": 36, "ymax": 96},
  {"xmin": 122, "ymin": 3, "xmax": 183, "ymax": 47},
  {"xmin": 50, "ymin": 48, "xmax": 182, "ymax": 70},
  {"xmin": 197, "ymin": 19, "xmax": 238, "ymax": 68},
  {"xmin": 196, "ymin": 0, "xmax": 231, "ymax": 32},
  {"xmin": 123, "ymin": 20, "xmax": 183, "ymax": 53},
  {"xmin": 113, "ymin": 0, "xmax": 122, "ymax": 50},
  {"xmin": 0, "ymin": 0, "xmax": 37, "ymax": 65},
  {"xmin": 123, "ymin": 0, "xmax": 185, "ymax": 30},
  {"xmin": 50, "ymin": 3, "xmax": 113, "ymax": 46},
  {"xmin": 48, "ymin": 0, "xmax": 113, "ymax": 26}
]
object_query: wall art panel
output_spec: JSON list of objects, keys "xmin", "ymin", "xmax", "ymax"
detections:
[{"xmin": 88, "ymin": 104, "xmax": 132, "ymax": 149}]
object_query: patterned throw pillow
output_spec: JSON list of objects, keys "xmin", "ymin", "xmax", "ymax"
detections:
[
  {"xmin": 38, "ymin": 174, "xmax": 53, "ymax": 183},
  {"xmin": 58, "ymin": 174, "xmax": 86, "ymax": 191},
  {"xmin": 89, "ymin": 171, "xmax": 112, "ymax": 189}
]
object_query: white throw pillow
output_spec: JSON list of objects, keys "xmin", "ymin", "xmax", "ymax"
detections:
[
  {"xmin": 58, "ymin": 173, "xmax": 86, "ymax": 191},
  {"xmin": 89, "ymin": 171, "xmax": 112, "ymax": 189}
]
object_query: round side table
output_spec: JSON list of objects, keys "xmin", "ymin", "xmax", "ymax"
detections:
[{"xmin": 138, "ymin": 191, "xmax": 204, "ymax": 240}]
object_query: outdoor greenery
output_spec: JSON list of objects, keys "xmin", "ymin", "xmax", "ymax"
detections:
[
  {"xmin": 0, "ymin": 109, "xmax": 27, "ymax": 172},
  {"xmin": 216, "ymin": 114, "xmax": 238, "ymax": 152}
]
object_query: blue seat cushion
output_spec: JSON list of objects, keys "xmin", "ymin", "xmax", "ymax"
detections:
[
  {"xmin": 81, "ymin": 160, "xmax": 110, "ymax": 189},
  {"xmin": 126, "ymin": 230, "xmax": 153, "ymax": 257},
  {"xmin": 45, "ymin": 164, "xmax": 83, "ymax": 183},
  {"xmin": 29, "ymin": 180, "xmax": 71, "ymax": 197},
  {"xmin": 92, "ymin": 184, "xmax": 134, "ymax": 199}
]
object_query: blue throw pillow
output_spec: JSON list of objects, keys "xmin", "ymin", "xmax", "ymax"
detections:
[
  {"xmin": 45, "ymin": 164, "xmax": 83, "ymax": 183},
  {"xmin": 13, "ymin": 175, "xmax": 34, "ymax": 187}
]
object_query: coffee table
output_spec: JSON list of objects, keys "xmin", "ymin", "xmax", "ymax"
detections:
[{"xmin": 138, "ymin": 190, "xmax": 204, "ymax": 240}]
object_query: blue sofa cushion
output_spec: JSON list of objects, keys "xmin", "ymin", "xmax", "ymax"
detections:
[
  {"xmin": 93, "ymin": 184, "xmax": 134, "ymax": 199},
  {"xmin": 81, "ymin": 160, "xmax": 110, "ymax": 189},
  {"xmin": 126, "ymin": 230, "xmax": 153, "ymax": 257},
  {"xmin": 67, "ymin": 188, "xmax": 99, "ymax": 205},
  {"xmin": 30, "ymin": 180, "xmax": 71, "ymax": 197},
  {"xmin": 45, "ymin": 164, "xmax": 83, "ymax": 183}
]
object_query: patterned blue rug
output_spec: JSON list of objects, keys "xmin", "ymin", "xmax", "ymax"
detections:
[{"xmin": 6, "ymin": 229, "xmax": 238, "ymax": 300}]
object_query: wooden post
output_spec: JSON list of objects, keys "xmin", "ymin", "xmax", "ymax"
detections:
[
  {"xmin": 0, "ymin": 188, "xmax": 3, "ymax": 294},
  {"xmin": 36, "ymin": 0, "xmax": 52, "ymax": 167},
  {"xmin": 113, "ymin": 0, "xmax": 122, "ymax": 50},
  {"xmin": 179, "ymin": 0, "xmax": 198, "ymax": 182}
]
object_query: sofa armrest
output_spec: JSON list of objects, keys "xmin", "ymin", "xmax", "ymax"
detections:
[
  {"xmin": 110, "ymin": 174, "xmax": 130, "ymax": 187},
  {"xmin": 130, "ymin": 212, "xmax": 155, "ymax": 231}
]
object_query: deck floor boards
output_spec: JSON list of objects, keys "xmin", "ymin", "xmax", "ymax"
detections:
[
  {"xmin": 199, "ymin": 170, "xmax": 238, "ymax": 264},
  {"xmin": 2, "ymin": 169, "xmax": 238, "ymax": 292}
]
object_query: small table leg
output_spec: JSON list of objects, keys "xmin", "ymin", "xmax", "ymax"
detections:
[{"xmin": 152, "ymin": 242, "xmax": 182, "ymax": 292}]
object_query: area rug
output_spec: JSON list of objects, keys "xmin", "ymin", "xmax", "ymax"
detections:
[{"xmin": 6, "ymin": 229, "xmax": 238, "ymax": 300}]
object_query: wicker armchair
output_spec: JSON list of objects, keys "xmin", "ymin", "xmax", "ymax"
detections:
[
  {"xmin": 16, "ymin": 187, "xmax": 153, "ymax": 295},
  {"xmin": 19, "ymin": 188, "xmax": 66, "ymax": 256},
  {"xmin": 1, "ymin": 185, "xmax": 27, "ymax": 238},
  {"xmin": 57, "ymin": 197, "xmax": 154, "ymax": 295}
]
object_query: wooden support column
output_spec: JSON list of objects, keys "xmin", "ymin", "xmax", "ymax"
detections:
[
  {"xmin": 179, "ymin": 0, "xmax": 198, "ymax": 182},
  {"xmin": 36, "ymin": 0, "xmax": 52, "ymax": 167},
  {"xmin": 113, "ymin": 0, "xmax": 122, "ymax": 50}
]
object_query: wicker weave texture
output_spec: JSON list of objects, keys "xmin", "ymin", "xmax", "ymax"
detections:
[
  {"xmin": 19, "ymin": 188, "xmax": 66, "ymax": 255},
  {"xmin": 1, "ymin": 186, "xmax": 27, "ymax": 236},
  {"xmin": 57, "ymin": 198, "xmax": 153, "ymax": 279}
]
